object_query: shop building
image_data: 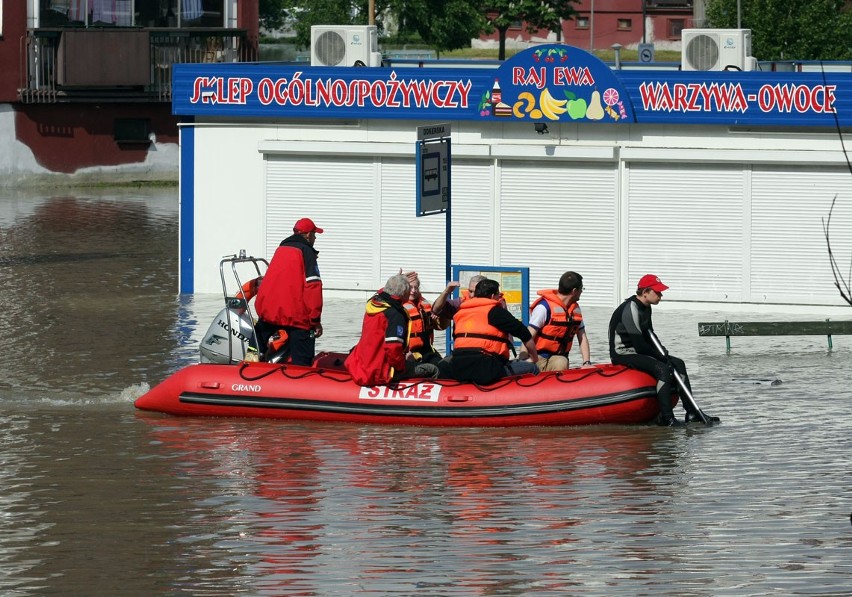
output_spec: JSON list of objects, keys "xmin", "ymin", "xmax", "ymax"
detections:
[{"xmin": 173, "ymin": 44, "xmax": 852, "ymax": 309}]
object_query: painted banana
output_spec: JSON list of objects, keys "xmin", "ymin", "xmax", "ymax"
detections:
[{"xmin": 539, "ymin": 88, "xmax": 568, "ymax": 120}]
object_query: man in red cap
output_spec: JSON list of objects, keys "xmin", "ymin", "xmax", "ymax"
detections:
[
  {"xmin": 608, "ymin": 274, "xmax": 719, "ymax": 426},
  {"xmin": 254, "ymin": 217, "xmax": 324, "ymax": 365}
]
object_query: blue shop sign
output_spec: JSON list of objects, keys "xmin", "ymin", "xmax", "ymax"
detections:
[{"xmin": 172, "ymin": 44, "xmax": 852, "ymax": 128}]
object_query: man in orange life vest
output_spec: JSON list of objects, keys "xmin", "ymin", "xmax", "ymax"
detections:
[
  {"xmin": 448, "ymin": 278, "xmax": 539, "ymax": 385},
  {"xmin": 524, "ymin": 271, "xmax": 592, "ymax": 371},
  {"xmin": 345, "ymin": 273, "xmax": 440, "ymax": 386},
  {"xmin": 402, "ymin": 271, "xmax": 450, "ymax": 365},
  {"xmin": 254, "ymin": 217, "xmax": 324, "ymax": 366}
]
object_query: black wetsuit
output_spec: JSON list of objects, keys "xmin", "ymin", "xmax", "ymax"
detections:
[{"xmin": 608, "ymin": 296, "xmax": 694, "ymax": 418}]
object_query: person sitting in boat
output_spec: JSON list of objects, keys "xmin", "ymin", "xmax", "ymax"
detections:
[
  {"xmin": 345, "ymin": 273, "xmax": 440, "ymax": 386},
  {"xmin": 432, "ymin": 274, "xmax": 486, "ymax": 318},
  {"xmin": 254, "ymin": 217, "xmax": 324, "ymax": 366},
  {"xmin": 402, "ymin": 271, "xmax": 450, "ymax": 366},
  {"xmin": 608, "ymin": 274, "xmax": 720, "ymax": 427},
  {"xmin": 521, "ymin": 271, "xmax": 592, "ymax": 371},
  {"xmin": 446, "ymin": 278, "xmax": 539, "ymax": 385}
]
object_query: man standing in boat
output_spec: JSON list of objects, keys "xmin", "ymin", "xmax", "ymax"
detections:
[
  {"xmin": 524, "ymin": 271, "xmax": 592, "ymax": 371},
  {"xmin": 254, "ymin": 217, "xmax": 324, "ymax": 365},
  {"xmin": 608, "ymin": 274, "xmax": 719, "ymax": 426}
]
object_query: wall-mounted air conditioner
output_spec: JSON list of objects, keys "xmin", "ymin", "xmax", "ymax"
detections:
[
  {"xmin": 310, "ymin": 25, "xmax": 382, "ymax": 67},
  {"xmin": 681, "ymin": 28, "xmax": 756, "ymax": 71}
]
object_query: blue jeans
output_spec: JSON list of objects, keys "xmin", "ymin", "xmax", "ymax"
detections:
[{"xmin": 505, "ymin": 359, "xmax": 539, "ymax": 377}]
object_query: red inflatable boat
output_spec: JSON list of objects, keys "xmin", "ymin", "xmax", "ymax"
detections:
[{"xmin": 135, "ymin": 352, "xmax": 672, "ymax": 427}]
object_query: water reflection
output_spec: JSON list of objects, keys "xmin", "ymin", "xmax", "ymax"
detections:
[{"xmin": 138, "ymin": 416, "xmax": 719, "ymax": 594}]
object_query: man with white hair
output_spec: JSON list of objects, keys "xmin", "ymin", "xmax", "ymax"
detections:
[
  {"xmin": 345, "ymin": 273, "xmax": 440, "ymax": 386},
  {"xmin": 432, "ymin": 274, "xmax": 487, "ymax": 318}
]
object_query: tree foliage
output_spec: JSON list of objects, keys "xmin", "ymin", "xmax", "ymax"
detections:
[
  {"xmin": 259, "ymin": 0, "xmax": 289, "ymax": 32},
  {"xmin": 705, "ymin": 0, "xmax": 852, "ymax": 61},
  {"xmin": 485, "ymin": 0, "xmax": 579, "ymax": 60},
  {"xmin": 390, "ymin": 0, "xmax": 491, "ymax": 55},
  {"xmin": 280, "ymin": 0, "xmax": 365, "ymax": 48}
]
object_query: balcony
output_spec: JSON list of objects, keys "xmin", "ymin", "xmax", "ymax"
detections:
[{"xmin": 19, "ymin": 28, "xmax": 256, "ymax": 104}]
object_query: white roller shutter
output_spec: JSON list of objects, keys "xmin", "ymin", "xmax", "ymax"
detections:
[
  {"xmin": 500, "ymin": 160, "xmax": 619, "ymax": 305},
  {"xmin": 265, "ymin": 155, "xmax": 378, "ymax": 292},
  {"xmin": 627, "ymin": 163, "xmax": 746, "ymax": 303},
  {"xmin": 447, "ymin": 159, "xmax": 494, "ymax": 271},
  {"xmin": 378, "ymin": 158, "xmax": 446, "ymax": 291},
  {"xmin": 265, "ymin": 154, "xmax": 496, "ymax": 295},
  {"xmin": 751, "ymin": 165, "xmax": 852, "ymax": 306}
]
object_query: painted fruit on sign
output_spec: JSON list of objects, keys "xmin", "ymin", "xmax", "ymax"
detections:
[
  {"xmin": 567, "ymin": 98, "xmax": 587, "ymax": 119},
  {"xmin": 587, "ymin": 90, "xmax": 605, "ymax": 120}
]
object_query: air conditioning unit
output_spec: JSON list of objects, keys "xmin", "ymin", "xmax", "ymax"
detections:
[
  {"xmin": 310, "ymin": 25, "xmax": 382, "ymax": 67},
  {"xmin": 681, "ymin": 28, "xmax": 755, "ymax": 71}
]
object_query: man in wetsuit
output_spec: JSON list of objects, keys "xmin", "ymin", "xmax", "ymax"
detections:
[{"xmin": 608, "ymin": 274, "xmax": 719, "ymax": 426}]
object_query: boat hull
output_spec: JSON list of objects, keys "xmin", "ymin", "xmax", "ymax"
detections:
[{"xmin": 135, "ymin": 356, "xmax": 672, "ymax": 427}]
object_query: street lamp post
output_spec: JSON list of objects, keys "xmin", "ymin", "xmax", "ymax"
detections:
[{"xmin": 590, "ymin": 0, "xmax": 594, "ymax": 51}]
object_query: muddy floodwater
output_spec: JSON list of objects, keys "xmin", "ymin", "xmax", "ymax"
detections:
[{"xmin": 1, "ymin": 188, "xmax": 850, "ymax": 595}]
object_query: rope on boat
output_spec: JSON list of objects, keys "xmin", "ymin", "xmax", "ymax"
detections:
[{"xmin": 236, "ymin": 361, "xmax": 638, "ymax": 393}]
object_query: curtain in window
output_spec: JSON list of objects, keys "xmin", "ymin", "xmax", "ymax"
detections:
[{"xmin": 183, "ymin": 0, "xmax": 203, "ymax": 20}]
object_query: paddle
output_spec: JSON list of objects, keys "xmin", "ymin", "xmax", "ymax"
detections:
[{"xmin": 647, "ymin": 333, "xmax": 712, "ymax": 426}]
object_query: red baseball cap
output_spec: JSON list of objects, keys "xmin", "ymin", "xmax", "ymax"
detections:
[
  {"xmin": 293, "ymin": 218, "xmax": 323, "ymax": 234},
  {"xmin": 637, "ymin": 274, "xmax": 669, "ymax": 292}
]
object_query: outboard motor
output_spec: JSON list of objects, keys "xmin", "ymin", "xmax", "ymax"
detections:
[{"xmin": 199, "ymin": 297, "xmax": 258, "ymax": 364}]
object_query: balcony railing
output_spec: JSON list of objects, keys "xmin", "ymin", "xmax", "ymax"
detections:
[{"xmin": 19, "ymin": 28, "xmax": 256, "ymax": 104}]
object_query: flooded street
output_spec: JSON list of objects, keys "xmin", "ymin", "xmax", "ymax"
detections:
[{"xmin": 1, "ymin": 187, "xmax": 850, "ymax": 595}]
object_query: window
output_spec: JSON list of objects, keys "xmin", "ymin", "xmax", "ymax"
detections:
[
  {"xmin": 617, "ymin": 18, "xmax": 632, "ymax": 31},
  {"xmin": 575, "ymin": 17, "xmax": 589, "ymax": 30},
  {"xmin": 38, "ymin": 0, "xmax": 225, "ymax": 28},
  {"xmin": 668, "ymin": 18, "xmax": 686, "ymax": 39}
]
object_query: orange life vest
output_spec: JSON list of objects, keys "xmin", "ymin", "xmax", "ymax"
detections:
[
  {"xmin": 452, "ymin": 298, "xmax": 511, "ymax": 359},
  {"xmin": 403, "ymin": 298, "xmax": 435, "ymax": 354},
  {"xmin": 235, "ymin": 277, "xmax": 262, "ymax": 302},
  {"xmin": 530, "ymin": 289, "xmax": 582, "ymax": 355}
]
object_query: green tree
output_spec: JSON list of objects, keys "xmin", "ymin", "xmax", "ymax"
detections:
[
  {"xmin": 259, "ymin": 0, "xmax": 289, "ymax": 32},
  {"xmin": 705, "ymin": 0, "xmax": 852, "ymax": 61},
  {"xmin": 285, "ymin": 0, "xmax": 365, "ymax": 48},
  {"xmin": 486, "ymin": 0, "xmax": 579, "ymax": 60},
  {"xmin": 279, "ymin": 1, "xmax": 391, "ymax": 47},
  {"xmin": 395, "ymin": 0, "xmax": 491, "ymax": 55}
]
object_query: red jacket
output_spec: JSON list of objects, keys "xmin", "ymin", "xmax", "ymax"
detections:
[
  {"xmin": 255, "ymin": 234, "xmax": 322, "ymax": 330},
  {"xmin": 345, "ymin": 292, "xmax": 409, "ymax": 386}
]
